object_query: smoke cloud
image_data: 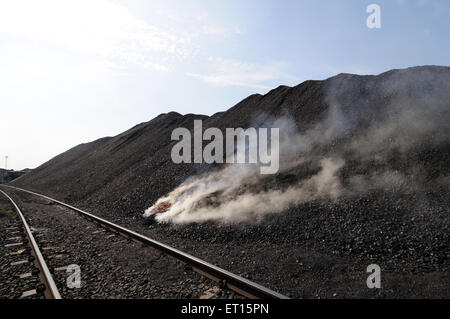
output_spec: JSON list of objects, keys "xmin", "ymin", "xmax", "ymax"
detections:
[{"xmin": 144, "ymin": 67, "xmax": 450, "ymax": 224}]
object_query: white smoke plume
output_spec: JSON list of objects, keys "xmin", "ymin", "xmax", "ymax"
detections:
[
  {"xmin": 144, "ymin": 67, "xmax": 450, "ymax": 224},
  {"xmin": 145, "ymin": 157, "xmax": 344, "ymax": 224},
  {"xmin": 143, "ymin": 108, "xmax": 353, "ymax": 224}
]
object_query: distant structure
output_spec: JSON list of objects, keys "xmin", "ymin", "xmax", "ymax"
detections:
[
  {"xmin": 0, "ymin": 156, "xmax": 5, "ymax": 183},
  {"xmin": 0, "ymin": 156, "xmax": 32, "ymax": 184}
]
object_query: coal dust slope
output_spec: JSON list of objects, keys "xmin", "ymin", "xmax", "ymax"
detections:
[
  {"xmin": 11, "ymin": 65, "xmax": 450, "ymax": 298},
  {"xmin": 13, "ymin": 65, "xmax": 449, "ymax": 218}
]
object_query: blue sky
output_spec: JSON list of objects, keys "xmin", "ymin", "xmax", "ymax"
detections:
[{"xmin": 1, "ymin": 0, "xmax": 449, "ymax": 169}]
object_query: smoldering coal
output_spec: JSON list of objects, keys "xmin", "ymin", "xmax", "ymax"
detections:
[
  {"xmin": 143, "ymin": 67, "xmax": 450, "ymax": 225},
  {"xmin": 150, "ymin": 157, "xmax": 344, "ymax": 224}
]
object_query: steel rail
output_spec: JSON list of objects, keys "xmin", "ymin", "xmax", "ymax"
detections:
[
  {"xmin": 2, "ymin": 185, "xmax": 289, "ymax": 299},
  {"xmin": 0, "ymin": 189, "xmax": 62, "ymax": 299}
]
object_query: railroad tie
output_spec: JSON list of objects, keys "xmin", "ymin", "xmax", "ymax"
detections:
[
  {"xmin": 11, "ymin": 260, "xmax": 28, "ymax": 266},
  {"xmin": 19, "ymin": 272, "xmax": 32, "ymax": 279},
  {"xmin": 6, "ymin": 236, "xmax": 22, "ymax": 241},
  {"xmin": 5, "ymin": 242, "xmax": 23, "ymax": 248},
  {"xmin": 9, "ymin": 249, "xmax": 26, "ymax": 256},
  {"xmin": 20, "ymin": 289, "xmax": 37, "ymax": 298},
  {"xmin": 53, "ymin": 266, "xmax": 68, "ymax": 272}
]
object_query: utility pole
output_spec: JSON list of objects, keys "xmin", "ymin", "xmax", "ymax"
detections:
[{"xmin": 0, "ymin": 156, "xmax": 6, "ymax": 184}]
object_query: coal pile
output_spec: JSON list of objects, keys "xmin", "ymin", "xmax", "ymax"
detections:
[{"xmin": 12, "ymin": 65, "xmax": 450, "ymax": 298}]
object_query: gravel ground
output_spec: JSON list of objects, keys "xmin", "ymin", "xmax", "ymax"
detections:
[
  {"xmin": 4, "ymin": 189, "xmax": 241, "ymax": 299},
  {"xmin": 0, "ymin": 194, "xmax": 43, "ymax": 299},
  {"xmin": 6, "ymin": 186, "xmax": 448, "ymax": 299},
  {"xmin": 71, "ymin": 191, "xmax": 449, "ymax": 299}
]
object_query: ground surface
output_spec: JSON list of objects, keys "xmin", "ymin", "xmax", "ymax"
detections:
[
  {"xmin": 1, "ymin": 189, "xmax": 239, "ymax": 299},
  {"xmin": 76, "ymin": 191, "xmax": 450, "ymax": 298},
  {"xmin": 3, "ymin": 186, "xmax": 448, "ymax": 299}
]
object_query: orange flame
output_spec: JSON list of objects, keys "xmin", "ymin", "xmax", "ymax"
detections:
[{"xmin": 158, "ymin": 203, "xmax": 172, "ymax": 212}]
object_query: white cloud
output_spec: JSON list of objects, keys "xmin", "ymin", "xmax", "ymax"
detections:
[
  {"xmin": 187, "ymin": 57, "xmax": 295, "ymax": 90},
  {"xmin": 201, "ymin": 25, "xmax": 245, "ymax": 37},
  {"xmin": 0, "ymin": 0, "xmax": 192, "ymax": 71}
]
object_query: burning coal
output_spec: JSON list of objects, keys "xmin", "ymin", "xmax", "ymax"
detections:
[
  {"xmin": 144, "ymin": 67, "xmax": 450, "ymax": 225},
  {"xmin": 142, "ymin": 112, "xmax": 351, "ymax": 224},
  {"xmin": 144, "ymin": 157, "xmax": 344, "ymax": 224}
]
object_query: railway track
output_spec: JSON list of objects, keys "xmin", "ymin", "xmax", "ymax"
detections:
[
  {"xmin": 0, "ymin": 189, "xmax": 61, "ymax": 299},
  {"xmin": 0, "ymin": 185, "xmax": 288, "ymax": 299}
]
